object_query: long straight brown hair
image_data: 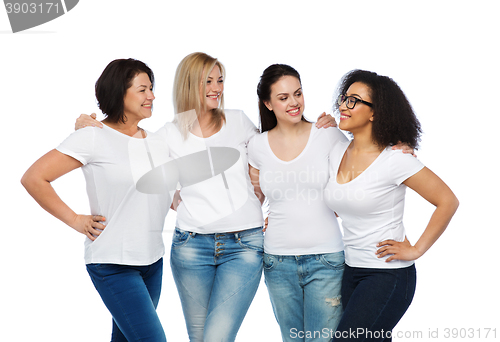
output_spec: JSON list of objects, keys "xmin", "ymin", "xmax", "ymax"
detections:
[{"xmin": 256, "ymin": 64, "xmax": 308, "ymax": 133}]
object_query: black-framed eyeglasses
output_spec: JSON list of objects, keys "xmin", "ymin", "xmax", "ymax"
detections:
[{"xmin": 337, "ymin": 94, "xmax": 373, "ymax": 109}]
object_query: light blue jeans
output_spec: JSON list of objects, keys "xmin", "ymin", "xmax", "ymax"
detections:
[
  {"xmin": 264, "ymin": 252, "xmax": 345, "ymax": 342},
  {"xmin": 170, "ymin": 227, "xmax": 264, "ymax": 342}
]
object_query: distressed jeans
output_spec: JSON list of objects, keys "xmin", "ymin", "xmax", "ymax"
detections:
[
  {"xmin": 264, "ymin": 251, "xmax": 345, "ymax": 342},
  {"xmin": 170, "ymin": 227, "xmax": 264, "ymax": 342}
]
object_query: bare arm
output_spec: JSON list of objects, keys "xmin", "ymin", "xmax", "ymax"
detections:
[
  {"xmin": 249, "ymin": 164, "xmax": 265, "ymax": 205},
  {"xmin": 170, "ymin": 190, "xmax": 182, "ymax": 211},
  {"xmin": 376, "ymin": 167, "xmax": 459, "ymax": 262},
  {"xmin": 21, "ymin": 149, "xmax": 106, "ymax": 240},
  {"xmin": 249, "ymin": 164, "xmax": 269, "ymax": 232}
]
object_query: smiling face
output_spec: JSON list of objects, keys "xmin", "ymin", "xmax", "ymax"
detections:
[
  {"xmin": 338, "ymin": 82, "xmax": 374, "ymax": 134},
  {"xmin": 200, "ymin": 64, "xmax": 224, "ymax": 112},
  {"xmin": 264, "ymin": 76, "xmax": 304, "ymax": 126},
  {"xmin": 123, "ymin": 72, "xmax": 155, "ymax": 122}
]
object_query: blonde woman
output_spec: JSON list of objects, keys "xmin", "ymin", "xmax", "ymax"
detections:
[
  {"xmin": 75, "ymin": 53, "xmax": 336, "ymax": 341},
  {"xmin": 164, "ymin": 53, "xmax": 265, "ymax": 342}
]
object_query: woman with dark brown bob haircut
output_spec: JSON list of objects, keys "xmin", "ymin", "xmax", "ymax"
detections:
[
  {"xmin": 95, "ymin": 59, "xmax": 155, "ymax": 124},
  {"xmin": 324, "ymin": 69, "xmax": 459, "ymax": 341},
  {"xmin": 22, "ymin": 59, "xmax": 170, "ymax": 342}
]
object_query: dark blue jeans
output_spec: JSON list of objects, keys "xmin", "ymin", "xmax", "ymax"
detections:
[
  {"xmin": 332, "ymin": 264, "xmax": 416, "ymax": 342},
  {"xmin": 86, "ymin": 258, "xmax": 166, "ymax": 342}
]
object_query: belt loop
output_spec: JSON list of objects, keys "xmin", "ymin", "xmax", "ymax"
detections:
[{"xmin": 190, "ymin": 231, "xmax": 196, "ymax": 238}]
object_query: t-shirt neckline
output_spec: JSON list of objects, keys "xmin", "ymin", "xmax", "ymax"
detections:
[
  {"xmin": 265, "ymin": 123, "xmax": 314, "ymax": 164},
  {"xmin": 334, "ymin": 142, "xmax": 387, "ymax": 185},
  {"xmin": 102, "ymin": 123, "xmax": 149, "ymax": 140}
]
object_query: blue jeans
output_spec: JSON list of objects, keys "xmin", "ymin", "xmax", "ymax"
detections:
[
  {"xmin": 332, "ymin": 264, "xmax": 417, "ymax": 341},
  {"xmin": 170, "ymin": 227, "xmax": 264, "ymax": 342},
  {"xmin": 86, "ymin": 258, "xmax": 166, "ymax": 342},
  {"xmin": 264, "ymin": 252, "xmax": 345, "ymax": 342}
]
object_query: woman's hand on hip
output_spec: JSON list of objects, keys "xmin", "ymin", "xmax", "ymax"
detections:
[
  {"xmin": 376, "ymin": 238, "xmax": 422, "ymax": 262},
  {"xmin": 71, "ymin": 214, "xmax": 106, "ymax": 241}
]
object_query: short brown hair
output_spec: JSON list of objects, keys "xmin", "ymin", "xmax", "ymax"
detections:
[{"xmin": 95, "ymin": 59, "xmax": 154, "ymax": 123}]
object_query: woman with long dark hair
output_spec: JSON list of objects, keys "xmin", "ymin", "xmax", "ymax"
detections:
[
  {"xmin": 73, "ymin": 54, "xmax": 338, "ymax": 341},
  {"xmin": 248, "ymin": 64, "xmax": 347, "ymax": 341}
]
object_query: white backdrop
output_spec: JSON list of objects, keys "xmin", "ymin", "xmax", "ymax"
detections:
[{"xmin": 2, "ymin": 1, "xmax": 499, "ymax": 341}]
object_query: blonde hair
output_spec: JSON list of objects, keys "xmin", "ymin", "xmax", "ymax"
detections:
[{"xmin": 173, "ymin": 52, "xmax": 226, "ymax": 139}]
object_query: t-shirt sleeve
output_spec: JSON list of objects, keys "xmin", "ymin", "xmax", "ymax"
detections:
[
  {"xmin": 160, "ymin": 121, "xmax": 175, "ymax": 134},
  {"xmin": 154, "ymin": 124, "xmax": 167, "ymax": 139},
  {"xmin": 327, "ymin": 127, "xmax": 349, "ymax": 145},
  {"xmin": 56, "ymin": 127, "xmax": 96, "ymax": 165},
  {"xmin": 390, "ymin": 151, "xmax": 425, "ymax": 185},
  {"xmin": 153, "ymin": 125, "xmax": 170, "ymax": 155},
  {"xmin": 239, "ymin": 111, "xmax": 259, "ymax": 143},
  {"xmin": 246, "ymin": 135, "xmax": 260, "ymax": 170},
  {"xmin": 328, "ymin": 140, "xmax": 345, "ymax": 171}
]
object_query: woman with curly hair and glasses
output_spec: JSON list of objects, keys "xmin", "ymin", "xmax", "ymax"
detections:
[{"xmin": 324, "ymin": 70, "xmax": 459, "ymax": 341}]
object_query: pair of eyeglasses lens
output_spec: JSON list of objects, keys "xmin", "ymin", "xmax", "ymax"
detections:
[{"xmin": 337, "ymin": 95, "xmax": 372, "ymax": 109}]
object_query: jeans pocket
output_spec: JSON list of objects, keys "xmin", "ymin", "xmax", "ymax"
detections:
[
  {"xmin": 171, "ymin": 228, "xmax": 191, "ymax": 249},
  {"xmin": 237, "ymin": 229, "xmax": 264, "ymax": 252},
  {"xmin": 263, "ymin": 254, "xmax": 276, "ymax": 271},
  {"xmin": 320, "ymin": 251, "xmax": 345, "ymax": 270},
  {"xmin": 87, "ymin": 263, "xmax": 122, "ymax": 281}
]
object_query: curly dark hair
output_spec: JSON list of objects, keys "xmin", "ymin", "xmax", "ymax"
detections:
[
  {"xmin": 95, "ymin": 58, "xmax": 154, "ymax": 124},
  {"xmin": 335, "ymin": 69, "xmax": 422, "ymax": 149}
]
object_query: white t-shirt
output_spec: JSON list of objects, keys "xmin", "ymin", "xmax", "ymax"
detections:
[
  {"xmin": 248, "ymin": 124, "xmax": 347, "ymax": 255},
  {"xmin": 56, "ymin": 124, "xmax": 171, "ymax": 265},
  {"xmin": 159, "ymin": 109, "xmax": 264, "ymax": 233},
  {"xmin": 324, "ymin": 140, "xmax": 425, "ymax": 268}
]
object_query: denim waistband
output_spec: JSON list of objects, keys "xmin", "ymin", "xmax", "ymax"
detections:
[
  {"xmin": 264, "ymin": 251, "xmax": 344, "ymax": 260},
  {"xmin": 175, "ymin": 226, "xmax": 263, "ymax": 239}
]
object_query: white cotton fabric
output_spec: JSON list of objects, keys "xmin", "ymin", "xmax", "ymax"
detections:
[
  {"xmin": 324, "ymin": 140, "xmax": 425, "ymax": 268},
  {"xmin": 159, "ymin": 109, "xmax": 264, "ymax": 233},
  {"xmin": 248, "ymin": 125, "xmax": 347, "ymax": 255},
  {"xmin": 56, "ymin": 124, "xmax": 171, "ymax": 265}
]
